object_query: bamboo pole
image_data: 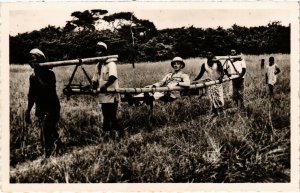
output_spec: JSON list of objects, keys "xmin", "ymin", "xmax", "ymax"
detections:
[
  {"xmin": 39, "ymin": 55, "xmax": 118, "ymax": 68},
  {"xmin": 215, "ymin": 55, "xmax": 242, "ymax": 60},
  {"xmin": 67, "ymin": 75, "xmax": 239, "ymax": 95},
  {"xmin": 95, "ymin": 75, "xmax": 240, "ymax": 93}
]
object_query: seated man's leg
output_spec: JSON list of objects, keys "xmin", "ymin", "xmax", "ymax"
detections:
[{"xmin": 153, "ymin": 92, "xmax": 165, "ymax": 100}]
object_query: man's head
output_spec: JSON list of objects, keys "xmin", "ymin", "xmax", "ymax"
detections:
[
  {"xmin": 96, "ymin": 41, "xmax": 108, "ymax": 56},
  {"xmin": 171, "ymin": 57, "xmax": 185, "ymax": 71},
  {"xmin": 29, "ymin": 48, "xmax": 46, "ymax": 68},
  {"xmin": 269, "ymin": 57, "xmax": 275, "ymax": 65},
  {"xmin": 230, "ymin": 49, "xmax": 237, "ymax": 56},
  {"xmin": 206, "ymin": 51, "xmax": 215, "ymax": 60}
]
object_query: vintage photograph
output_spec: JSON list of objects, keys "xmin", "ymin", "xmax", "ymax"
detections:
[{"xmin": 1, "ymin": 1, "xmax": 299, "ymax": 191}]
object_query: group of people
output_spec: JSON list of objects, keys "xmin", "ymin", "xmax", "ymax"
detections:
[
  {"xmin": 24, "ymin": 42, "xmax": 280, "ymax": 158},
  {"xmin": 25, "ymin": 42, "xmax": 121, "ymax": 158},
  {"xmin": 145, "ymin": 49, "xmax": 246, "ymax": 116}
]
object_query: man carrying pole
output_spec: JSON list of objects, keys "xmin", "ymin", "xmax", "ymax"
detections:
[
  {"xmin": 194, "ymin": 51, "xmax": 225, "ymax": 117},
  {"xmin": 92, "ymin": 42, "xmax": 121, "ymax": 138},
  {"xmin": 25, "ymin": 48, "xmax": 63, "ymax": 158},
  {"xmin": 230, "ymin": 49, "xmax": 246, "ymax": 109}
]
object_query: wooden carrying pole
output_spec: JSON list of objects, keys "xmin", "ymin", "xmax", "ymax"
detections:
[
  {"xmin": 39, "ymin": 55, "xmax": 118, "ymax": 68},
  {"xmin": 70, "ymin": 75, "xmax": 239, "ymax": 94},
  {"xmin": 215, "ymin": 55, "xmax": 242, "ymax": 60}
]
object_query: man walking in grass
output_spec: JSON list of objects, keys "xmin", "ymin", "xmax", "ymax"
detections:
[
  {"xmin": 92, "ymin": 42, "xmax": 121, "ymax": 138},
  {"xmin": 194, "ymin": 51, "xmax": 225, "ymax": 116},
  {"xmin": 25, "ymin": 48, "xmax": 63, "ymax": 158}
]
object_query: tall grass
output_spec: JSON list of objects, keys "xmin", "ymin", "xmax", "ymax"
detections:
[{"xmin": 10, "ymin": 54, "xmax": 290, "ymax": 182}]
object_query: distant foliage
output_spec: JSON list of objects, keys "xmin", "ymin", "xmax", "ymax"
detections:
[{"xmin": 9, "ymin": 8, "xmax": 290, "ymax": 64}]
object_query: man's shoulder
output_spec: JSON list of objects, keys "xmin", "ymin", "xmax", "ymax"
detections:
[
  {"xmin": 233, "ymin": 59, "xmax": 242, "ymax": 63},
  {"xmin": 106, "ymin": 61, "xmax": 117, "ymax": 67},
  {"xmin": 29, "ymin": 72, "xmax": 35, "ymax": 79},
  {"xmin": 234, "ymin": 59, "xmax": 246, "ymax": 65},
  {"xmin": 180, "ymin": 71, "xmax": 189, "ymax": 76},
  {"xmin": 176, "ymin": 71, "xmax": 189, "ymax": 77},
  {"xmin": 106, "ymin": 58, "xmax": 118, "ymax": 64},
  {"xmin": 40, "ymin": 68, "xmax": 55, "ymax": 78},
  {"xmin": 29, "ymin": 72, "xmax": 38, "ymax": 81}
]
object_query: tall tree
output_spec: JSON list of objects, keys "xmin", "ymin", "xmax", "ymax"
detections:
[
  {"xmin": 65, "ymin": 9, "xmax": 108, "ymax": 31},
  {"xmin": 103, "ymin": 12, "xmax": 158, "ymax": 67}
]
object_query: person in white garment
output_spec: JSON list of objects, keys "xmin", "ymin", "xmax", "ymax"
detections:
[
  {"xmin": 133, "ymin": 57, "xmax": 190, "ymax": 103},
  {"xmin": 92, "ymin": 42, "xmax": 121, "ymax": 136},
  {"xmin": 265, "ymin": 56, "xmax": 280, "ymax": 96},
  {"xmin": 230, "ymin": 49, "xmax": 246, "ymax": 109},
  {"xmin": 194, "ymin": 51, "xmax": 225, "ymax": 116}
]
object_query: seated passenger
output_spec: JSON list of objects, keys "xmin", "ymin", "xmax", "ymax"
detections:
[{"xmin": 135, "ymin": 57, "xmax": 190, "ymax": 103}]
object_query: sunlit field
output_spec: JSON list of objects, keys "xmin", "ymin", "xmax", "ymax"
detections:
[{"xmin": 9, "ymin": 54, "xmax": 290, "ymax": 183}]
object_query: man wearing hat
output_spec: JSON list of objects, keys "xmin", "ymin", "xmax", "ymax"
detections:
[
  {"xmin": 92, "ymin": 42, "xmax": 121, "ymax": 136},
  {"xmin": 147, "ymin": 56, "xmax": 190, "ymax": 102},
  {"xmin": 25, "ymin": 48, "xmax": 63, "ymax": 158},
  {"xmin": 194, "ymin": 51, "xmax": 225, "ymax": 116}
]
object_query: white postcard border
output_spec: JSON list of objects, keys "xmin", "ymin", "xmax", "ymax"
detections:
[{"xmin": 1, "ymin": 1, "xmax": 299, "ymax": 192}]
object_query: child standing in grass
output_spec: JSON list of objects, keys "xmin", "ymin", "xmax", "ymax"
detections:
[{"xmin": 265, "ymin": 56, "xmax": 281, "ymax": 96}]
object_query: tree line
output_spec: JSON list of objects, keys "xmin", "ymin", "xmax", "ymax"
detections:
[{"xmin": 9, "ymin": 10, "xmax": 290, "ymax": 64}]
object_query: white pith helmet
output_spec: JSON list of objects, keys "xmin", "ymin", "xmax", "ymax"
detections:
[{"xmin": 171, "ymin": 56, "xmax": 185, "ymax": 69}]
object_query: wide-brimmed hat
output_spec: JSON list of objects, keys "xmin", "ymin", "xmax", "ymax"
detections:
[
  {"xmin": 29, "ymin": 48, "xmax": 46, "ymax": 61},
  {"xmin": 171, "ymin": 57, "xmax": 185, "ymax": 68}
]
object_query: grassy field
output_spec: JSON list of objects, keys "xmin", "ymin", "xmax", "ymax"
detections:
[{"xmin": 9, "ymin": 54, "xmax": 290, "ymax": 183}]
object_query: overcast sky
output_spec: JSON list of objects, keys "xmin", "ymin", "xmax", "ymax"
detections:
[{"xmin": 9, "ymin": 6, "xmax": 291, "ymax": 36}]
